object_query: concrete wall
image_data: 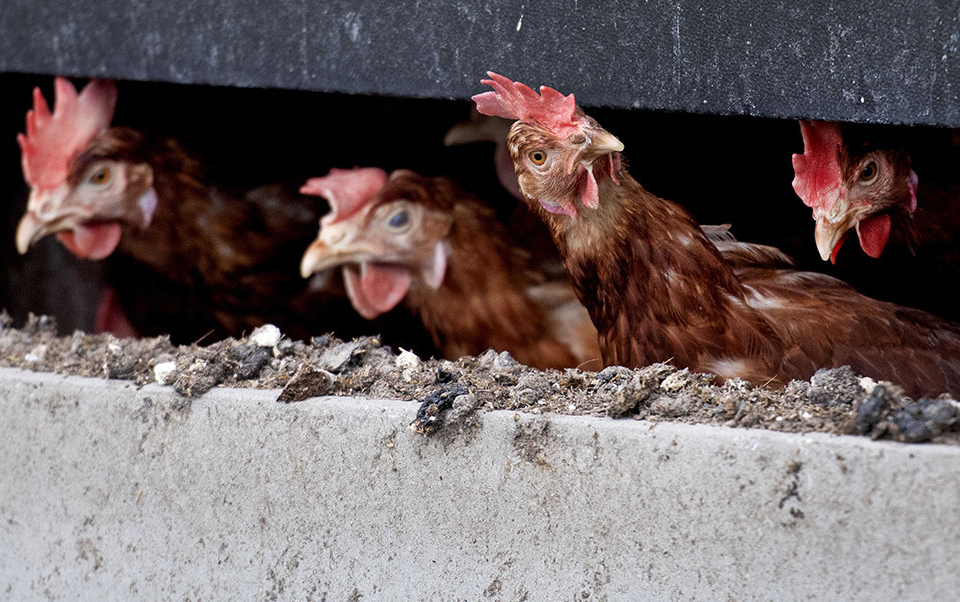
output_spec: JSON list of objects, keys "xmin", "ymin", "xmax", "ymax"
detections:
[{"xmin": 1, "ymin": 366, "xmax": 958, "ymax": 601}]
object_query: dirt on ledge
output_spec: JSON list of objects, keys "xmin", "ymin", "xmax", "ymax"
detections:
[{"xmin": 2, "ymin": 313, "xmax": 959, "ymax": 445}]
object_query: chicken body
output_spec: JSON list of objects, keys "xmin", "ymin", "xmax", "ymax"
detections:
[
  {"xmin": 14, "ymin": 79, "xmax": 388, "ymax": 344},
  {"xmin": 300, "ymin": 168, "xmax": 602, "ymax": 370},
  {"xmin": 475, "ymin": 73, "xmax": 960, "ymax": 397}
]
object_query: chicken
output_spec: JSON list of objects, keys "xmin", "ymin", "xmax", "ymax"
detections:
[
  {"xmin": 793, "ymin": 121, "xmax": 960, "ymax": 263},
  {"xmin": 298, "ymin": 167, "xmax": 602, "ymax": 370},
  {"xmin": 473, "ymin": 72, "xmax": 960, "ymax": 398},
  {"xmin": 13, "ymin": 77, "xmax": 390, "ymax": 345},
  {"xmin": 443, "ymin": 115, "xmax": 790, "ymax": 287},
  {"xmin": 791, "ymin": 121, "xmax": 960, "ymax": 319}
]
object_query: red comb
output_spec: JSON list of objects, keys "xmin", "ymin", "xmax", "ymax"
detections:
[
  {"xmin": 473, "ymin": 71, "xmax": 582, "ymax": 138},
  {"xmin": 792, "ymin": 121, "xmax": 844, "ymax": 210},
  {"xmin": 17, "ymin": 77, "xmax": 117, "ymax": 190},
  {"xmin": 301, "ymin": 167, "xmax": 388, "ymax": 224}
]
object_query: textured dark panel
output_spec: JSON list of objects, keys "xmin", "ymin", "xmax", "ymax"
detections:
[{"xmin": 1, "ymin": 2, "xmax": 959, "ymax": 123}]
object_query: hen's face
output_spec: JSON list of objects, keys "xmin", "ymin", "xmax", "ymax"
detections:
[
  {"xmin": 838, "ymin": 146, "xmax": 916, "ymax": 216},
  {"xmin": 507, "ymin": 116, "xmax": 623, "ymax": 220},
  {"xmin": 794, "ymin": 121, "xmax": 917, "ymax": 262},
  {"xmin": 816, "ymin": 147, "xmax": 917, "ymax": 262},
  {"xmin": 300, "ymin": 171, "xmax": 454, "ymax": 319},
  {"xmin": 17, "ymin": 131, "xmax": 157, "ymax": 260}
]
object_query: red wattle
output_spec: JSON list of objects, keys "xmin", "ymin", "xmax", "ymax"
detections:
[
  {"xmin": 608, "ymin": 154, "xmax": 621, "ymax": 186},
  {"xmin": 57, "ymin": 222, "xmax": 123, "ymax": 260},
  {"xmin": 95, "ymin": 286, "xmax": 138, "ymax": 338},
  {"xmin": 539, "ymin": 199, "xmax": 577, "ymax": 218},
  {"xmin": 857, "ymin": 214, "xmax": 892, "ymax": 259},
  {"xmin": 581, "ymin": 165, "xmax": 599, "ymax": 210},
  {"xmin": 342, "ymin": 263, "xmax": 411, "ymax": 319}
]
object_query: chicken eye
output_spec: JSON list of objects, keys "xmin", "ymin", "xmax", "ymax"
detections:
[
  {"xmin": 388, "ymin": 209, "xmax": 410, "ymax": 229},
  {"xmin": 859, "ymin": 161, "xmax": 879, "ymax": 184},
  {"xmin": 529, "ymin": 150, "xmax": 547, "ymax": 166},
  {"xmin": 88, "ymin": 166, "xmax": 112, "ymax": 186}
]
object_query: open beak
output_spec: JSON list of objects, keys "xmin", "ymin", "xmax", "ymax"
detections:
[
  {"xmin": 16, "ymin": 211, "xmax": 52, "ymax": 254},
  {"xmin": 300, "ymin": 229, "xmax": 426, "ymax": 320},
  {"xmin": 813, "ymin": 200, "xmax": 869, "ymax": 263},
  {"xmin": 301, "ymin": 238, "xmax": 345, "ymax": 278},
  {"xmin": 300, "ymin": 237, "xmax": 381, "ymax": 279},
  {"xmin": 15, "ymin": 186, "xmax": 76, "ymax": 254},
  {"xmin": 814, "ymin": 216, "xmax": 850, "ymax": 263},
  {"xmin": 578, "ymin": 128, "xmax": 624, "ymax": 166}
]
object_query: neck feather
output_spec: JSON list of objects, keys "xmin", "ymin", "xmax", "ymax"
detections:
[
  {"xmin": 409, "ymin": 200, "xmax": 578, "ymax": 369},
  {"xmin": 537, "ymin": 171, "xmax": 759, "ymax": 368},
  {"xmin": 115, "ymin": 134, "xmax": 216, "ymax": 278}
]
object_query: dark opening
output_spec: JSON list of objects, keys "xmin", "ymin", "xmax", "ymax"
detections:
[{"xmin": 2, "ymin": 73, "xmax": 957, "ymax": 352}]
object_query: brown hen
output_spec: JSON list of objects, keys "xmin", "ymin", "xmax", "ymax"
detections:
[
  {"xmin": 790, "ymin": 121, "xmax": 960, "ymax": 262},
  {"xmin": 299, "ymin": 167, "xmax": 602, "ymax": 370},
  {"xmin": 791, "ymin": 121, "xmax": 960, "ymax": 320},
  {"xmin": 474, "ymin": 72, "xmax": 960, "ymax": 397},
  {"xmin": 13, "ymin": 77, "xmax": 382, "ymax": 344}
]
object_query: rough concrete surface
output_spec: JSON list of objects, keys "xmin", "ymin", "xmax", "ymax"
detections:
[{"xmin": 1, "ymin": 367, "xmax": 959, "ymax": 601}]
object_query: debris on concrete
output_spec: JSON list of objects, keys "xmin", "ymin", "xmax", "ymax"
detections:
[
  {"xmin": 1, "ymin": 313, "xmax": 959, "ymax": 444},
  {"xmin": 410, "ymin": 384, "xmax": 470, "ymax": 435},
  {"xmin": 278, "ymin": 366, "xmax": 336, "ymax": 403}
]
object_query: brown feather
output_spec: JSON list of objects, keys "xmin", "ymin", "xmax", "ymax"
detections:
[
  {"xmin": 324, "ymin": 171, "xmax": 602, "ymax": 370},
  {"xmin": 67, "ymin": 128, "xmax": 391, "ymax": 345},
  {"xmin": 507, "ymin": 117, "xmax": 960, "ymax": 398}
]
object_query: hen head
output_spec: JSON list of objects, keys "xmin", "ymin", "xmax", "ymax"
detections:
[
  {"xmin": 472, "ymin": 72, "xmax": 623, "ymax": 221},
  {"xmin": 792, "ymin": 120, "xmax": 917, "ymax": 263},
  {"xmin": 299, "ymin": 168, "xmax": 454, "ymax": 319},
  {"xmin": 16, "ymin": 78, "xmax": 157, "ymax": 260}
]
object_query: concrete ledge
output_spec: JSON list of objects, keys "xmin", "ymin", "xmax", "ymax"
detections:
[{"xmin": 1, "ymin": 366, "xmax": 959, "ymax": 600}]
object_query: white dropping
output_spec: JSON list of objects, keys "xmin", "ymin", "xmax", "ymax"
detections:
[
  {"xmin": 660, "ymin": 371, "xmax": 689, "ymax": 392},
  {"xmin": 397, "ymin": 348, "xmax": 421, "ymax": 383},
  {"xmin": 251, "ymin": 324, "xmax": 282, "ymax": 348},
  {"xmin": 153, "ymin": 361, "xmax": 177, "ymax": 385},
  {"xmin": 396, "ymin": 348, "xmax": 421, "ymax": 370}
]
